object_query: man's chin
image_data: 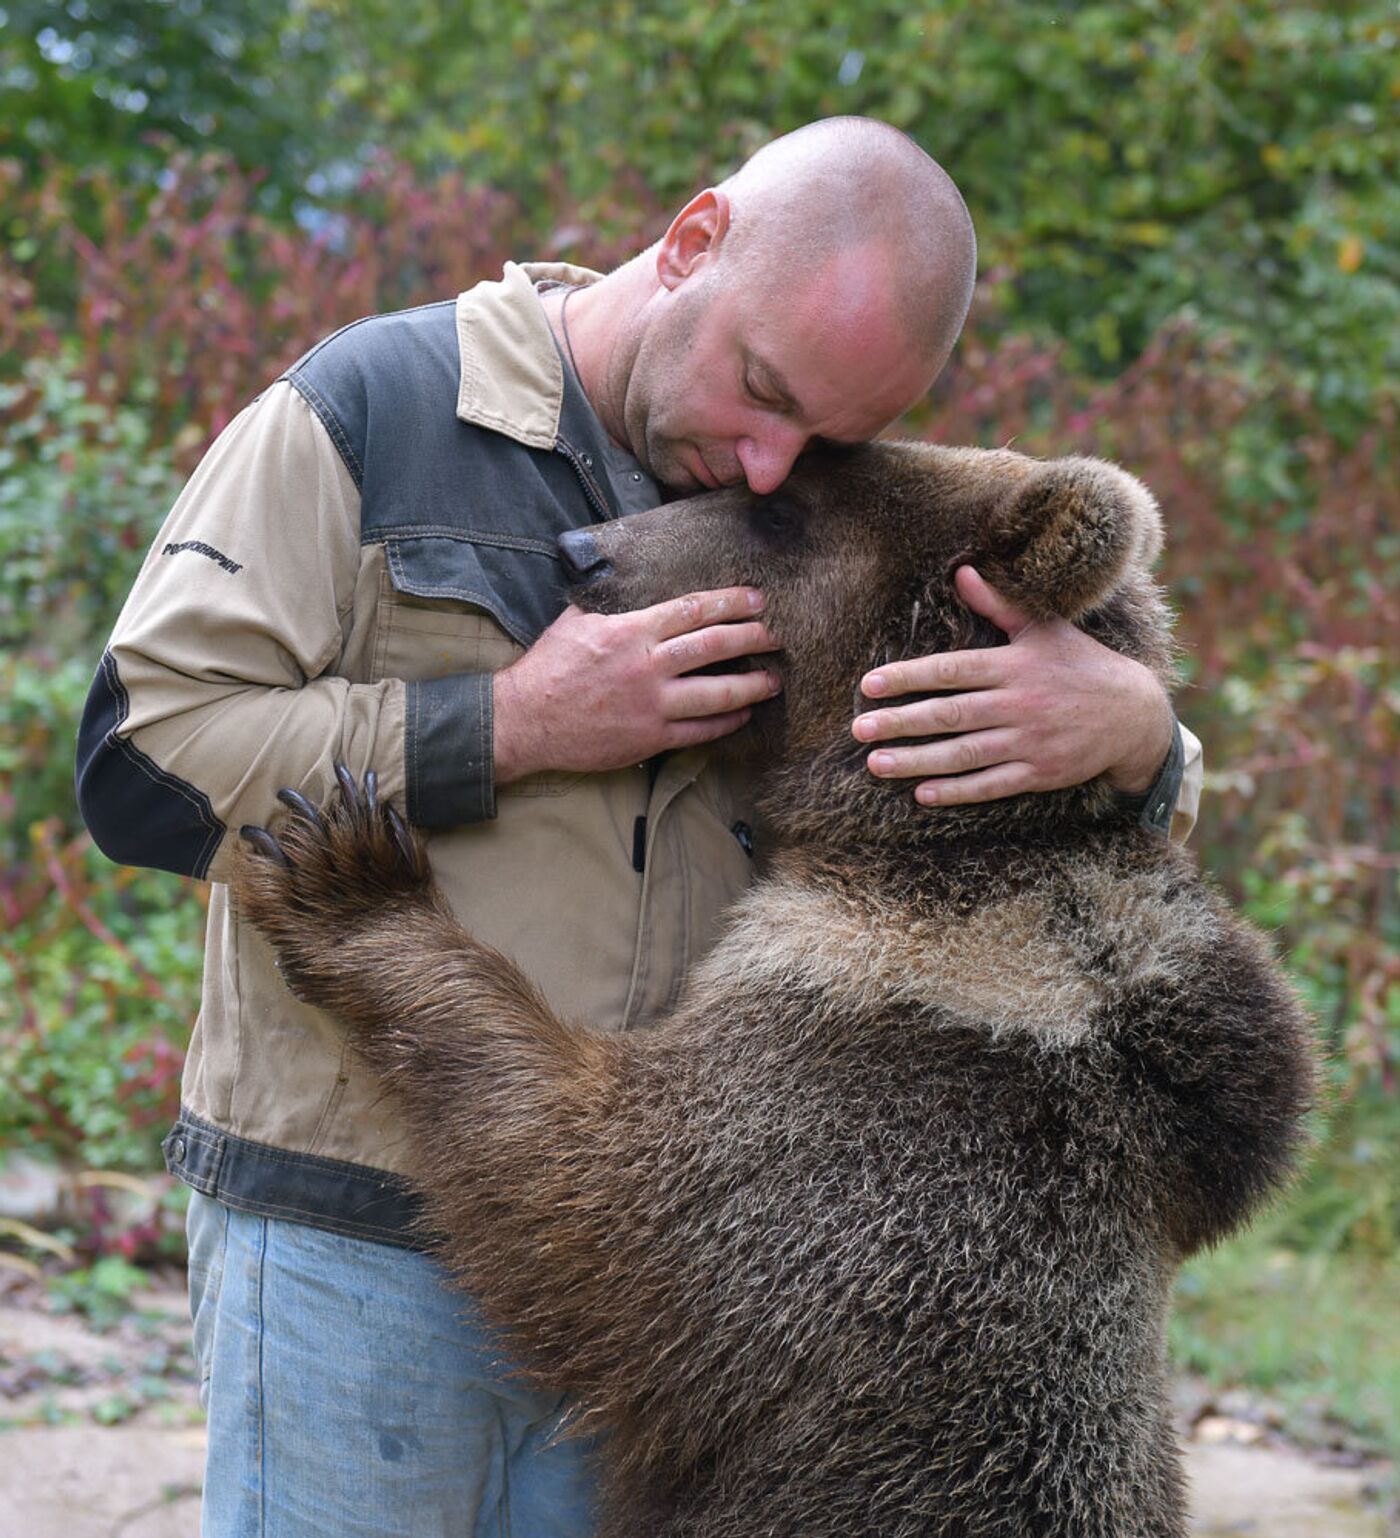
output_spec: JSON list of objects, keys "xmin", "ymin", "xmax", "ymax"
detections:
[
  {"xmin": 647, "ymin": 438, "xmax": 712, "ymax": 494},
  {"xmin": 690, "ymin": 452, "xmax": 722, "ymax": 491}
]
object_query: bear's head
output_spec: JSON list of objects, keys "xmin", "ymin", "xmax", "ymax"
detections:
[{"xmin": 563, "ymin": 441, "xmax": 1175, "ymax": 850}]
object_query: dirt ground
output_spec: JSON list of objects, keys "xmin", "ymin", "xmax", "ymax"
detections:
[{"xmin": 1, "ymin": 1283, "xmax": 1393, "ymax": 1538}]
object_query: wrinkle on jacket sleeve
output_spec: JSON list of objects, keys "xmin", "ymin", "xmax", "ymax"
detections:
[{"xmin": 76, "ymin": 381, "xmax": 412, "ymax": 884}]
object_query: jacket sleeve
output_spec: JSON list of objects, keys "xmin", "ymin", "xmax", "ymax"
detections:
[
  {"xmin": 75, "ymin": 381, "xmax": 496, "ymax": 884},
  {"xmin": 1118, "ymin": 716, "xmax": 1204, "ymax": 843},
  {"xmin": 1173, "ymin": 721, "xmax": 1203, "ymax": 843}
]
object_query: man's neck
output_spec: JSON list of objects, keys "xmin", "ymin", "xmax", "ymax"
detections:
[{"xmin": 539, "ymin": 258, "xmax": 652, "ymax": 455}]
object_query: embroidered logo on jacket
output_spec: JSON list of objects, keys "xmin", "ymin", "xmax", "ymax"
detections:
[{"xmin": 162, "ymin": 540, "xmax": 243, "ymax": 574}]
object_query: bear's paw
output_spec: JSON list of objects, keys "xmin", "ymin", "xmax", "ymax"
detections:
[{"xmin": 235, "ymin": 765, "xmax": 434, "ymax": 1007}]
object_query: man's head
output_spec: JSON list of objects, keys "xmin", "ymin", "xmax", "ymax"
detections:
[{"xmin": 590, "ymin": 118, "xmax": 976, "ymax": 494}]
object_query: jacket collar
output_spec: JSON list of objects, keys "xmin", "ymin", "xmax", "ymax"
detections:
[{"xmin": 454, "ymin": 260, "xmax": 604, "ymax": 450}]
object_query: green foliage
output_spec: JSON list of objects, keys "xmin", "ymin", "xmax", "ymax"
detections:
[
  {"xmin": 0, "ymin": 843, "xmax": 202, "ymax": 1171},
  {"xmin": 3, "ymin": 3, "xmax": 1394, "ymax": 434},
  {"xmin": 320, "ymin": 0, "xmax": 1400, "ymax": 432},
  {"xmin": 0, "ymin": 352, "xmax": 203, "ymax": 1181},
  {"xmin": 46, "ymin": 1254, "xmax": 150, "ymax": 1331},
  {"xmin": 0, "ymin": 358, "xmax": 179, "ymax": 663},
  {"xmin": 0, "ymin": 153, "xmax": 533, "ymax": 461},
  {"xmin": 1173, "ymin": 1204, "xmax": 1400, "ymax": 1458},
  {"xmin": 0, "ymin": 0, "xmax": 340, "ymax": 204}
]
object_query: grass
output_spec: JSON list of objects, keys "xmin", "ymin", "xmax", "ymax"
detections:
[{"xmin": 1171, "ymin": 1215, "xmax": 1400, "ymax": 1462}]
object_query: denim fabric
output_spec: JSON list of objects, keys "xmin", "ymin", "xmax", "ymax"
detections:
[{"xmin": 187, "ymin": 1191, "xmax": 600, "ymax": 1537}]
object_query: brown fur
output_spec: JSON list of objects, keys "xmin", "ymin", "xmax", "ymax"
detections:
[{"xmin": 236, "ymin": 440, "xmax": 1314, "ymax": 1538}]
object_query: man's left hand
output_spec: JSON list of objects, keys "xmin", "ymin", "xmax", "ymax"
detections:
[{"xmin": 851, "ymin": 566, "xmax": 1172, "ymax": 807}]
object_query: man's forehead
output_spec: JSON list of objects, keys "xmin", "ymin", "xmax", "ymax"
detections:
[{"xmin": 744, "ymin": 252, "xmax": 932, "ymax": 438}]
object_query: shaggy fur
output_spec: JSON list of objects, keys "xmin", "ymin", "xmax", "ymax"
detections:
[{"xmin": 236, "ymin": 440, "xmax": 1314, "ymax": 1538}]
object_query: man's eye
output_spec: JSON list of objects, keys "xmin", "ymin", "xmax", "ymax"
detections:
[{"xmin": 744, "ymin": 370, "xmax": 777, "ymax": 408}]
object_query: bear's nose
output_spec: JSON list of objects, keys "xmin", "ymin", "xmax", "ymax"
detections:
[{"xmin": 557, "ymin": 528, "xmax": 614, "ymax": 582}]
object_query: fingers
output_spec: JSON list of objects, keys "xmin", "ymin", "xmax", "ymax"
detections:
[
  {"xmin": 914, "ymin": 764, "xmax": 1036, "ymax": 807},
  {"xmin": 656, "ymin": 618, "xmax": 778, "ymax": 674},
  {"xmin": 853, "ymin": 689, "xmax": 1004, "ymax": 744},
  {"xmin": 859, "ymin": 647, "xmax": 1008, "ymax": 702},
  {"xmin": 953, "ymin": 565, "xmax": 1034, "ymax": 638},
  {"xmin": 662, "ymin": 709, "xmax": 756, "ymax": 749},
  {"xmin": 865, "ymin": 729, "xmax": 1022, "ymax": 782},
  {"xmin": 649, "ymin": 587, "xmax": 765, "ymax": 642},
  {"xmin": 667, "ymin": 668, "xmax": 782, "ymax": 721}
]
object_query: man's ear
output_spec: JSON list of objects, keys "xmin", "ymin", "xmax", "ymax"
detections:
[
  {"xmin": 657, "ymin": 189, "xmax": 731, "ymax": 290},
  {"xmin": 974, "ymin": 457, "xmax": 1163, "ymax": 621}
]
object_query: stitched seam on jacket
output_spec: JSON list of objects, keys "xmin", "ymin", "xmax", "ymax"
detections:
[
  {"xmin": 283, "ymin": 300, "xmax": 454, "ymax": 372},
  {"xmin": 180, "ymin": 1111, "xmax": 407, "ymax": 1181},
  {"xmin": 475, "ymin": 672, "xmax": 493, "ymax": 821},
  {"xmin": 101, "ymin": 652, "xmax": 225, "ymax": 877},
  {"xmin": 384, "ymin": 545, "xmax": 533, "ymax": 647},
  {"xmin": 287, "ymin": 373, "xmax": 365, "ymax": 487},
  {"xmin": 407, "ymin": 677, "xmax": 421, "ymax": 820},
  {"xmin": 385, "ymin": 544, "xmax": 504, "ymax": 608},
  {"xmin": 212, "ymin": 1190, "xmax": 411, "ymax": 1240},
  {"xmin": 364, "ymin": 527, "xmax": 562, "ymax": 556}
]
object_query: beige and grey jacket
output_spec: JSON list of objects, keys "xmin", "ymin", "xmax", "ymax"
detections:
[
  {"xmin": 76, "ymin": 261, "xmax": 1203, "ymax": 1245},
  {"xmin": 76, "ymin": 262, "xmax": 761, "ymax": 1242}
]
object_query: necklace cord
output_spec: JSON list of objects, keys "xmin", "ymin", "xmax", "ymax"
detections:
[{"xmin": 559, "ymin": 284, "xmax": 584, "ymax": 384}]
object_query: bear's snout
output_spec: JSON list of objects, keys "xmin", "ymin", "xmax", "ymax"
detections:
[{"xmin": 557, "ymin": 528, "xmax": 614, "ymax": 585}]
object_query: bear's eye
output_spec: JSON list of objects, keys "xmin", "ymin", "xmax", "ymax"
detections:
[{"xmin": 750, "ymin": 498, "xmax": 804, "ymax": 542}]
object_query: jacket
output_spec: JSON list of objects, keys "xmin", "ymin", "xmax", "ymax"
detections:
[{"xmin": 76, "ymin": 261, "xmax": 759, "ymax": 1243}]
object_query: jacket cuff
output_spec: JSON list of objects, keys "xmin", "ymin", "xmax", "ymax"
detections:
[
  {"xmin": 404, "ymin": 672, "xmax": 496, "ymax": 827},
  {"xmin": 1113, "ymin": 716, "xmax": 1185, "ymax": 837}
]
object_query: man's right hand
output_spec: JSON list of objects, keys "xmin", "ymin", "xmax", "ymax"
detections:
[{"xmin": 491, "ymin": 588, "xmax": 781, "ymax": 784}]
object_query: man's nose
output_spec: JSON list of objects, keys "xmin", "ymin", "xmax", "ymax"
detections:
[{"xmin": 736, "ymin": 426, "xmax": 807, "ymax": 496}]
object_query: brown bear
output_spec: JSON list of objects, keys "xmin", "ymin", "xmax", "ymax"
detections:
[{"xmin": 235, "ymin": 441, "xmax": 1314, "ymax": 1538}]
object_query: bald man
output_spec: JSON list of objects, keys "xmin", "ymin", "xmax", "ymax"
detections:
[{"xmin": 76, "ymin": 118, "xmax": 1197, "ymax": 1538}]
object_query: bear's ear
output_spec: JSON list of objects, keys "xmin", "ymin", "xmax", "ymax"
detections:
[{"xmin": 973, "ymin": 456, "xmax": 1162, "ymax": 621}]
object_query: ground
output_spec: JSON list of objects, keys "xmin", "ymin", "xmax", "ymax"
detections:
[{"xmin": 0, "ymin": 1275, "xmax": 1393, "ymax": 1538}]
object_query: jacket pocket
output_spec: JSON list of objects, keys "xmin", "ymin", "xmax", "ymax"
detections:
[
  {"xmin": 374, "ymin": 534, "xmax": 579, "ymax": 797},
  {"xmin": 384, "ymin": 532, "xmax": 566, "ymax": 645}
]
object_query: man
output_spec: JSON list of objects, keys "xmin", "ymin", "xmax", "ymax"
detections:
[{"xmin": 76, "ymin": 118, "xmax": 1199, "ymax": 1536}]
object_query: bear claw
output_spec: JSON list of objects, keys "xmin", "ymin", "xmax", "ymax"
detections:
[
  {"xmin": 241, "ymin": 769, "xmax": 423, "ymax": 887},
  {"xmin": 276, "ymin": 787, "xmax": 326, "ymax": 828},
  {"xmin": 384, "ymin": 804, "xmax": 415, "ymax": 866},
  {"xmin": 239, "ymin": 824, "xmax": 289, "ymax": 865},
  {"xmin": 333, "ymin": 760, "xmax": 359, "ymax": 810}
]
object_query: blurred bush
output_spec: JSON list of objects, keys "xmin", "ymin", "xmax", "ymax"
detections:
[
  {"xmin": 5, "ymin": 1, "xmax": 1395, "ymax": 437},
  {"xmin": 0, "ymin": 355, "xmax": 201, "ymax": 1179}
]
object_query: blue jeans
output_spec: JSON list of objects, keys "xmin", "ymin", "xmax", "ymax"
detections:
[{"xmin": 187, "ymin": 1191, "xmax": 600, "ymax": 1537}]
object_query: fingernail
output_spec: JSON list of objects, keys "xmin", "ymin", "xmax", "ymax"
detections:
[
  {"xmin": 916, "ymin": 785, "xmax": 940, "ymax": 805},
  {"xmin": 746, "ymin": 589, "xmax": 764, "ymax": 612},
  {"xmin": 870, "ymin": 752, "xmax": 895, "ymax": 774},
  {"xmin": 854, "ymin": 715, "xmax": 876, "ymax": 740},
  {"xmin": 767, "ymin": 671, "xmax": 783, "ymax": 693},
  {"xmin": 864, "ymin": 673, "xmax": 887, "ymax": 696}
]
